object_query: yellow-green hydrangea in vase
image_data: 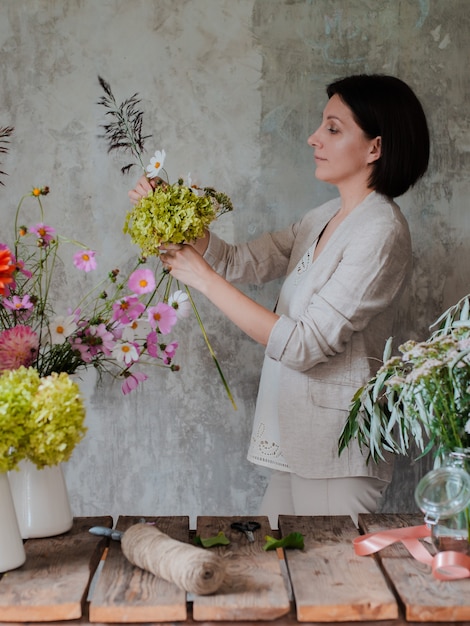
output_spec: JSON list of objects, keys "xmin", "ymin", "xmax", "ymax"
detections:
[{"xmin": 0, "ymin": 366, "xmax": 86, "ymax": 472}]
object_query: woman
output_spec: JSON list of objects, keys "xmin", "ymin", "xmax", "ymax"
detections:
[{"xmin": 129, "ymin": 74, "xmax": 430, "ymax": 527}]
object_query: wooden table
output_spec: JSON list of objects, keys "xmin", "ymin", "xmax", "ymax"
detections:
[{"xmin": 0, "ymin": 513, "xmax": 469, "ymax": 625}]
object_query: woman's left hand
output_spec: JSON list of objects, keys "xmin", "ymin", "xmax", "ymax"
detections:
[{"xmin": 159, "ymin": 243, "xmax": 214, "ymax": 293}]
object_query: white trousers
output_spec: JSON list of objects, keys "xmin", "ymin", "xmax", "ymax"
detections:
[{"xmin": 259, "ymin": 469, "xmax": 387, "ymax": 529}]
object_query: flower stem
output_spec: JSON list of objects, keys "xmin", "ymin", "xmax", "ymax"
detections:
[{"xmin": 184, "ymin": 285, "xmax": 237, "ymax": 410}]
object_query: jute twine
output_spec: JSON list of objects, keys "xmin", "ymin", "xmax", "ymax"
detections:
[{"xmin": 121, "ymin": 523, "xmax": 226, "ymax": 595}]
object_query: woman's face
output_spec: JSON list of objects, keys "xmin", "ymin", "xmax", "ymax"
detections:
[{"xmin": 308, "ymin": 94, "xmax": 381, "ymax": 189}]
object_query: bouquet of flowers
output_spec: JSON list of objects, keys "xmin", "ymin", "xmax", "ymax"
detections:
[
  {"xmin": 0, "ymin": 75, "xmax": 236, "ymax": 410},
  {"xmin": 338, "ymin": 295, "xmax": 470, "ymax": 464},
  {"xmin": 97, "ymin": 76, "xmax": 236, "ymax": 407},
  {"xmin": 0, "ymin": 366, "xmax": 86, "ymax": 471},
  {"xmin": 0, "ymin": 128, "xmax": 185, "ymax": 394}
]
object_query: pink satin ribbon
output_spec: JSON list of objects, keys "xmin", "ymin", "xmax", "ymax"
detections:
[{"xmin": 354, "ymin": 524, "xmax": 470, "ymax": 580}]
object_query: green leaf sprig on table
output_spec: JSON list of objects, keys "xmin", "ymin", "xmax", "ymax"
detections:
[
  {"xmin": 262, "ymin": 532, "xmax": 304, "ymax": 551},
  {"xmin": 194, "ymin": 531, "xmax": 231, "ymax": 548}
]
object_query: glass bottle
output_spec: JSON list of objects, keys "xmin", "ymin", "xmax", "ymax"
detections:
[{"xmin": 414, "ymin": 448, "xmax": 470, "ymax": 554}]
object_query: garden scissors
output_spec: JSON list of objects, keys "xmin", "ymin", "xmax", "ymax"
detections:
[
  {"xmin": 89, "ymin": 526, "xmax": 124, "ymax": 541},
  {"xmin": 230, "ymin": 520, "xmax": 261, "ymax": 542},
  {"xmin": 89, "ymin": 519, "xmax": 148, "ymax": 542}
]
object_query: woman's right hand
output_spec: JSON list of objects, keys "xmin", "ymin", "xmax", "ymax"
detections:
[{"xmin": 128, "ymin": 175, "xmax": 155, "ymax": 205}]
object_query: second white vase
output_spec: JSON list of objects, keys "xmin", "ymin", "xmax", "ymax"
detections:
[
  {"xmin": 0, "ymin": 471, "xmax": 26, "ymax": 572},
  {"xmin": 8, "ymin": 459, "xmax": 73, "ymax": 539}
]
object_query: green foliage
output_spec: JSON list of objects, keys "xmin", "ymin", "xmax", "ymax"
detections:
[
  {"xmin": 338, "ymin": 296, "xmax": 470, "ymax": 464},
  {"xmin": 0, "ymin": 126, "xmax": 14, "ymax": 186},
  {"xmin": 97, "ymin": 75, "xmax": 150, "ymax": 175}
]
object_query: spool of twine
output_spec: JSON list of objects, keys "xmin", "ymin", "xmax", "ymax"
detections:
[{"xmin": 121, "ymin": 523, "xmax": 226, "ymax": 595}]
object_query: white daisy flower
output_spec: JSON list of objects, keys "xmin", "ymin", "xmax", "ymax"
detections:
[
  {"xmin": 48, "ymin": 315, "xmax": 78, "ymax": 344},
  {"xmin": 121, "ymin": 319, "xmax": 151, "ymax": 342},
  {"xmin": 168, "ymin": 289, "xmax": 192, "ymax": 319},
  {"xmin": 112, "ymin": 341, "xmax": 139, "ymax": 365},
  {"xmin": 146, "ymin": 149, "xmax": 166, "ymax": 178}
]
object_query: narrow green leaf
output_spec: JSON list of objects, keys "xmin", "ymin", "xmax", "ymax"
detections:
[
  {"xmin": 382, "ymin": 335, "xmax": 394, "ymax": 362},
  {"xmin": 460, "ymin": 297, "xmax": 470, "ymax": 321}
]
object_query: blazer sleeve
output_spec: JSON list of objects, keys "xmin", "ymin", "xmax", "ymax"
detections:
[
  {"xmin": 203, "ymin": 201, "xmax": 339, "ymax": 285},
  {"xmin": 266, "ymin": 206, "xmax": 412, "ymax": 372},
  {"xmin": 203, "ymin": 225, "xmax": 296, "ymax": 285}
]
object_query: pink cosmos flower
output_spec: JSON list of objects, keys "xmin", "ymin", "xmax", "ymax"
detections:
[
  {"xmin": 2, "ymin": 294, "xmax": 34, "ymax": 321},
  {"xmin": 162, "ymin": 341, "xmax": 178, "ymax": 364},
  {"xmin": 73, "ymin": 250, "xmax": 97, "ymax": 272},
  {"xmin": 0, "ymin": 325, "xmax": 39, "ymax": 372},
  {"xmin": 71, "ymin": 323, "xmax": 115, "ymax": 361},
  {"xmin": 121, "ymin": 371, "xmax": 148, "ymax": 395},
  {"xmin": 145, "ymin": 333, "xmax": 178, "ymax": 364},
  {"xmin": 3, "ymin": 294, "xmax": 34, "ymax": 312},
  {"xmin": 30, "ymin": 223, "xmax": 56, "ymax": 246},
  {"xmin": 128, "ymin": 269, "xmax": 156, "ymax": 295},
  {"xmin": 14, "ymin": 258, "xmax": 33, "ymax": 279},
  {"xmin": 112, "ymin": 296, "xmax": 145, "ymax": 324},
  {"xmin": 70, "ymin": 337, "xmax": 93, "ymax": 363},
  {"xmin": 146, "ymin": 330, "xmax": 159, "ymax": 358},
  {"xmin": 90, "ymin": 324, "xmax": 116, "ymax": 355},
  {"xmin": 69, "ymin": 307, "xmax": 82, "ymax": 324},
  {"xmin": 147, "ymin": 302, "xmax": 177, "ymax": 334}
]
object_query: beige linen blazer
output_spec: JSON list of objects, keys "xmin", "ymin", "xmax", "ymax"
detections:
[{"xmin": 204, "ymin": 191, "xmax": 411, "ymax": 482}]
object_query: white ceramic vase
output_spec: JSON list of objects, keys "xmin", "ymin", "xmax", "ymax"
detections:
[
  {"xmin": 0, "ymin": 471, "xmax": 26, "ymax": 572},
  {"xmin": 8, "ymin": 459, "xmax": 73, "ymax": 539}
]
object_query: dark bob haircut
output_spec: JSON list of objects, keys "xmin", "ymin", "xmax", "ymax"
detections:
[{"xmin": 327, "ymin": 74, "xmax": 430, "ymax": 198}]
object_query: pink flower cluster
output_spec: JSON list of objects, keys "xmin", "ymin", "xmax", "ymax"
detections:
[
  {"xmin": 67, "ymin": 271, "xmax": 182, "ymax": 393},
  {"xmin": 0, "ymin": 325, "xmax": 39, "ymax": 371},
  {"xmin": 0, "ymin": 230, "xmax": 190, "ymax": 394}
]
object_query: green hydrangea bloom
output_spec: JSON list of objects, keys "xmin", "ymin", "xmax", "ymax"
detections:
[
  {"xmin": 124, "ymin": 183, "xmax": 217, "ymax": 256},
  {"xmin": 0, "ymin": 367, "xmax": 40, "ymax": 472},
  {"xmin": 28, "ymin": 372, "xmax": 87, "ymax": 469},
  {"xmin": 0, "ymin": 368, "xmax": 86, "ymax": 471}
]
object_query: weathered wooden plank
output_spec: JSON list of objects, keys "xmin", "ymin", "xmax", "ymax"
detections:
[
  {"xmin": 0, "ymin": 608, "xmax": 443, "ymax": 626},
  {"xmin": 358, "ymin": 512, "xmax": 429, "ymax": 558},
  {"xmin": 360, "ymin": 513, "xmax": 470, "ymax": 622},
  {"xmin": 280, "ymin": 515, "xmax": 398, "ymax": 622},
  {"xmin": 89, "ymin": 516, "xmax": 189, "ymax": 623},
  {"xmin": 0, "ymin": 516, "xmax": 111, "ymax": 622},
  {"xmin": 192, "ymin": 516, "xmax": 290, "ymax": 621}
]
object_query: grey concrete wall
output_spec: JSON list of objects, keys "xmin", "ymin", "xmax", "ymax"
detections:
[{"xmin": 1, "ymin": 0, "xmax": 469, "ymax": 525}]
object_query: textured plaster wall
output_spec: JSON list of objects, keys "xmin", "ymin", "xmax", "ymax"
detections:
[{"xmin": 1, "ymin": 0, "xmax": 469, "ymax": 525}]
